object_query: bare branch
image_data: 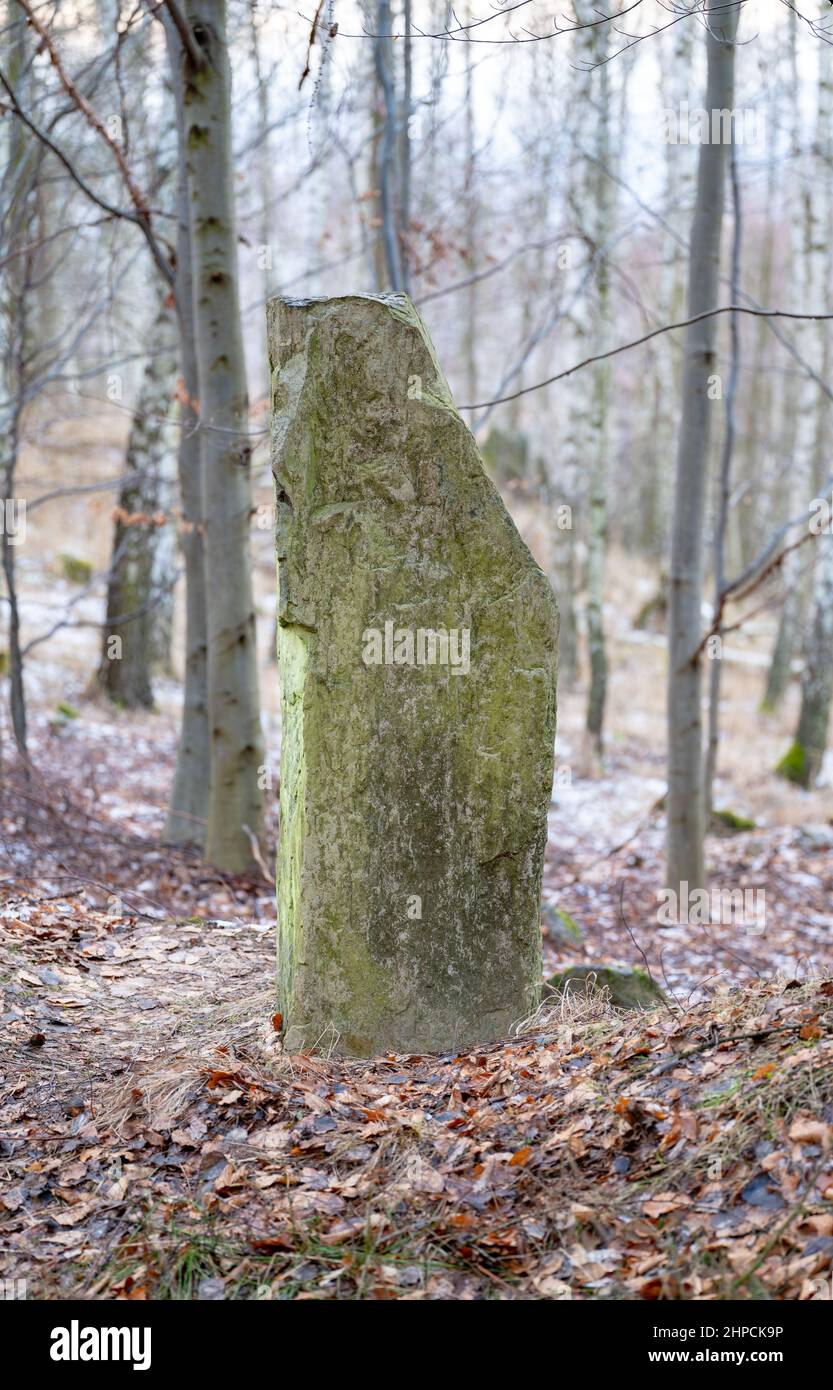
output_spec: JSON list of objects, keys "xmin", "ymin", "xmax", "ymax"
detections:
[
  {"xmin": 458, "ymin": 304, "xmax": 833, "ymax": 411},
  {"xmin": 12, "ymin": 0, "xmax": 174, "ymax": 284}
]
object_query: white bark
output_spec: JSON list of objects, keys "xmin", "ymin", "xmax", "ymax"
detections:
[
  {"xmin": 163, "ymin": 12, "xmax": 211, "ymax": 849},
  {"xmin": 99, "ymin": 294, "xmax": 178, "ymax": 710},
  {"xmin": 373, "ymin": 0, "xmax": 404, "ymax": 291},
  {"xmin": 572, "ymin": 2, "xmax": 617, "ymax": 752},
  {"xmin": 666, "ymin": 0, "xmax": 739, "ymax": 894},
  {"xmin": 780, "ymin": 18, "xmax": 833, "ymax": 788},
  {"xmin": 764, "ymin": 9, "xmax": 820, "ymax": 709},
  {"xmin": 172, "ymin": 0, "xmax": 265, "ymax": 870}
]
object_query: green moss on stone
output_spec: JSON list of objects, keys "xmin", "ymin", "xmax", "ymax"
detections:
[
  {"xmin": 547, "ymin": 964, "xmax": 667, "ymax": 1011},
  {"xmin": 542, "ymin": 903, "xmax": 583, "ymax": 946},
  {"xmin": 712, "ymin": 808, "xmax": 756, "ymax": 832},
  {"xmin": 775, "ymin": 740, "xmax": 808, "ymax": 786},
  {"xmin": 269, "ymin": 293, "xmax": 558, "ymax": 1056},
  {"xmin": 59, "ymin": 553, "xmax": 93, "ymax": 585}
]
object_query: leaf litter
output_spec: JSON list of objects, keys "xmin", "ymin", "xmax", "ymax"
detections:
[{"xmin": 0, "ymin": 695, "xmax": 831, "ymax": 1300}]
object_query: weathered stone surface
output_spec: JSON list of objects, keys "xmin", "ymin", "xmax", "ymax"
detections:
[{"xmin": 268, "ymin": 293, "xmax": 558, "ymax": 1056}]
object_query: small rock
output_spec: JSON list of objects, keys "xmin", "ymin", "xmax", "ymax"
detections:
[
  {"xmin": 313, "ymin": 1115, "xmax": 337, "ymax": 1134},
  {"xmin": 547, "ymin": 965, "xmax": 667, "ymax": 1011},
  {"xmin": 741, "ymin": 1173, "xmax": 786, "ymax": 1210},
  {"xmin": 196, "ymin": 1277, "xmax": 226, "ymax": 1301},
  {"xmin": 541, "ymin": 903, "xmax": 583, "ymax": 948}
]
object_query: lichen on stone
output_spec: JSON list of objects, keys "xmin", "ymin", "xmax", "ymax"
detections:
[{"xmin": 268, "ymin": 292, "xmax": 559, "ymax": 1056}]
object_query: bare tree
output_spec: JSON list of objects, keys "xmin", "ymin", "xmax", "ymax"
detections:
[
  {"xmin": 776, "ymin": 25, "xmax": 833, "ymax": 790},
  {"xmin": 98, "ymin": 295, "xmax": 178, "ymax": 710},
  {"xmin": 763, "ymin": 7, "xmax": 816, "ymax": 711},
  {"xmin": 666, "ymin": 0, "xmax": 739, "ymax": 895},
  {"xmin": 162, "ymin": 10, "xmax": 211, "ymax": 847},
  {"xmin": 167, "ymin": 0, "xmax": 265, "ymax": 870},
  {"xmin": 0, "ymin": 0, "xmax": 34, "ymax": 760},
  {"xmin": 574, "ymin": 0, "xmax": 616, "ymax": 757},
  {"xmin": 373, "ymin": 0, "xmax": 405, "ymax": 289}
]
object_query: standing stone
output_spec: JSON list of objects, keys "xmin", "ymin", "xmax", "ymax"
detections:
[{"xmin": 268, "ymin": 293, "xmax": 558, "ymax": 1056}]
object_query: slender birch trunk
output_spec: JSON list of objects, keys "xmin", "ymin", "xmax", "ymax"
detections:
[
  {"xmin": 1, "ymin": 3, "xmax": 34, "ymax": 762},
  {"xmin": 739, "ymin": 82, "xmax": 778, "ymax": 578},
  {"xmin": 163, "ymin": 13, "xmax": 211, "ymax": 848},
  {"xmin": 776, "ymin": 20, "xmax": 833, "ymax": 789},
  {"xmin": 652, "ymin": 19, "xmax": 696, "ymax": 559},
  {"xmin": 150, "ymin": 442, "xmax": 179, "ymax": 676},
  {"xmin": 764, "ymin": 9, "xmax": 813, "ymax": 711},
  {"xmin": 374, "ymin": 0, "xmax": 404, "ymax": 290},
  {"xmin": 573, "ymin": 2, "xmax": 615, "ymax": 753},
  {"xmin": 704, "ymin": 141, "xmax": 741, "ymax": 817},
  {"xmin": 168, "ymin": 0, "xmax": 264, "ymax": 869},
  {"xmin": 666, "ymin": 0, "xmax": 739, "ymax": 894},
  {"xmin": 550, "ymin": 59, "xmax": 587, "ymax": 690},
  {"xmin": 248, "ymin": 0, "xmax": 277, "ymax": 406},
  {"xmin": 584, "ymin": 65, "xmax": 614, "ymax": 755},
  {"xmin": 99, "ymin": 295, "xmax": 178, "ymax": 709},
  {"xmin": 366, "ymin": 13, "xmax": 386, "ymax": 294},
  {"xmin": 779, "ymin": 541, "xmax": 833, "ymax": 788},
  {"xmin": 399, "ymin": 0, "xmax": 412, "ymax": 295},
  {"xmin": 462, "ymin": 12, "xmax": 478, "ymax": 407}
]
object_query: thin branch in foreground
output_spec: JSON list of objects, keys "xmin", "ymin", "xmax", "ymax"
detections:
[{"xmin": 457, "ymin": 304, "xmax": 833, "ymax": 410}]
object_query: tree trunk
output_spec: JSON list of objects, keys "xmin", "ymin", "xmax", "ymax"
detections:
[
  {"xmin": 150, "ymin": 441, "xmax": 178, "ymax": 676},
  {"xmin": 776, "ymin": 24, "xmax": 833, "ymax": 790},
  {"xmin": 1, "ymin": 3, "xmax": 34, "ymax": 763},
  {"xmin": 583, "ymin": 63, "xmax": 612, "ymax": 756},
  {"xmin": 178, "ymin": 0, "xmax": 264, "ymax": 867},
  {"xmin": 462, "ymin": 10, "xmax": 478, "ymax": 407},
  {"xmin": 703, "ymin": 140, "xmax": 742, "ymax": 818},
  {"xmin": 666, "ymin": 0, "xmax": 739, "ymax": 894},
  {"xmin": 399, "ymin": 0, "xmax": 412, "ymax": 294},
  {"xmin": 779, "ymin": 541, "xmax": 833, "ymax": 788},
  {"xmin": 174, "ymin": 0, "xmax": 264, "ymax": 871},
  {"xmin": 163, "ymin": 13, "xmax": 212, "ymax": 849},
  {"xmin": 651, "ymin": 18, "xmax": 696, "ymax": 561},
  {"xmin": 373, "ymin": 0, "xmax": 404, "ymax": 290},
  {"xmin": 366, "ymin": 11, "xmax": 387, "ymax": 294},
  {"xmin": 573, "ymin": 2, "xmax": 615, "ymax": 753},
  {"xmin": 763, "ymin": 8, "xmax": 815, "ymax": 711},
  {"xmin": 248, "ymin": 0, "xmax": 277, "ymax": 407},
  {"xmin": 99, "ymin": 296, "xmax": 178, "ymax": 710}
]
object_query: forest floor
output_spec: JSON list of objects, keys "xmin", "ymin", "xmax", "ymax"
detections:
[
  {"xmin": 1, "ymin": 644, "xmax": 831, "ymax": 1299},
  {"xmin": 2, "ymin": 525, "xmax": 832, "ymax": 1299},
  {"xmin": 0, "ymin": 890, "xmax": 831, "ymax": 1301}
]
